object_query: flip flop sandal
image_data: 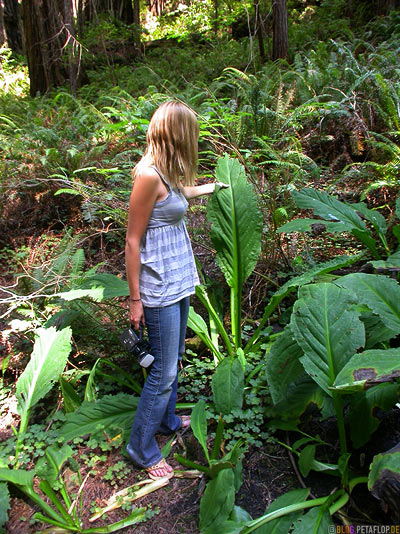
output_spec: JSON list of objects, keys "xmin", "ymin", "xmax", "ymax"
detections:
[{"xmin": 145, "ymin": 459, "xmax": 174, "ymax": 481}]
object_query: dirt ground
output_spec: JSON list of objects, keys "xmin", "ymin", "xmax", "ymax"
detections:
[{"xmin": 3, "ymin": 406, "xmax": 400, "ymax": 534}]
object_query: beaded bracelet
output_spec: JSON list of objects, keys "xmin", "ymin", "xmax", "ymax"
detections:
[{"xmin": 129, "ymin": 297, "xmax": 141, "ymax": 302}]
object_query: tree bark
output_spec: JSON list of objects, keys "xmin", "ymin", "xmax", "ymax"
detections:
[
  {"xmin": 377, "ymin": 0, "xmax": 396, "ymax": 14},
  {"xmin": 0, "ymin": 0, "xmax": 6, "ymax": 46},
  {"xmin": 254, "ymin": 0, "xmax": 265, "ymax": 63},
  {"xmin": 148, "ymin": 0, "xmax": 165, "ymax": 17},
  {"xmin": 272, "ymin": 0, "xmax": 288, "ymax": 61},
  {"xmin": 213, "ymin": 0, "xmax": 219, "ymax": 35},
  {"xmin": 22, "ymin": 0, "xmax": 83, "ymax": 97},
  {"xmin": 77, "ymin": 0, "xmax": 84, "ymax": 36},
  {"xmin": 64, "ymin": 0, "xmax": 80, "ymax": 93},
  {"xmin": 82, "ymin": 0, "xmax": 136, "ymax": 24},
  {"xmin": 2, "ymin": 0, "xmax": 22, "ymax": 52},
  {"xmin": 133, "ymin": 0, "xmax": 141, "ymax": 54},
  {"xmin": 119, "ymin": 0, "xmax": 134, "ymax": 24}
]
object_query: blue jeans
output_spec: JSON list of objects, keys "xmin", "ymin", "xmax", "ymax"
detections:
[{"xmin": 126, "ymin": 296, "xmax": 189, "ymax": 468}]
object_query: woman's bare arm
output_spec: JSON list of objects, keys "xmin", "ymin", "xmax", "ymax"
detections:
[
  {"xmin": 125, "ymin": 170, "xmax": 162, "ymax": 328},
  {"xmin": 180, "ymin": 182, "xmax": 228, "ymax": 199}
]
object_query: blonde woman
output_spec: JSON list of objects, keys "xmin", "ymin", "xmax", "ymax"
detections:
[{"xmin": 125, "ymin": 101, "xmax": 226, "ymax": 480}]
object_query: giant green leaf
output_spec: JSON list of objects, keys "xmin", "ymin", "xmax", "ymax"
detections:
[
  {"xmin": 265, "ymin": 326, "xmax": 304, "ymax": 405},
  {"xmin": 191, "ymin": 399, "xmax": 210, "ymax": 464},
  {"xmin": 291, "ymin": 189, "xmax": 366, "ymax": 231},
  {"xmin": 208, "ymin": 155, "xmax": 262, "ymax": 287},
  {"xmin": 348, "ymin": 383, "xmax": 399, "ymax": 448},
  {"xmin": 333, "ymin": 349, "xmax": 400, "ymax": 391},
  {"xmin": 59, "ymin": 393, "xmax": 138, "ymax": 442},
  {"xmin": 199, "ymin": 468, "xmax": 236, "ymax": 531},
  {"xmin": 16, "ymin": 327, "xmax": 72, "ymax": 415},
  {"xmin": 288, "ymin": 189, "xmax": 381, "ymax": 259},
  {"xmin": 0, "ymin": 483, "xmax": 10, "ymax": 528},
  {"xmin": 207, "ymin": 155, "xmax": 262, "ymax": 347},
  {"xmin": 270, "ymin": 375, "xmax": 327, "ymax": 424},
  {"xmin": 0, "ymin": 468, "xmax": 34, "ymax": 488},
  {"xmin": 212, "ymin": 357, "xmax": 244, "ymax": 415},
  {"xmin": 58, "ymin": 273, "xmax": 129, "ymax": 301},
  {"xmin": 291, "ymin": 283, "xmax": 365, "ymax": 396},
  {"xmin": 188, "ymin": 306, "xmax": 224, "ymax": 362},
  {"xmin": 368, "ymin": 451, "xmax": 400, "ymax": 495},
  {"xmin": 292, "ymin": 505, "xmax": 331, "ymax": 534},
  {"xmin": 35, "ymin": 444, "xmax": 74, "ymax": 486},
  {"xmin": 245, "ymin": 254, "xmax": 362, "ymax": 354},
  {"xmin": 16, "ymin": 327, "xmax": 72, "ymax": 448},
  {"xmin": 371, "ymin": 250, "xmax": 400, "ymax": 270},
  {"xmin": 337, "ymin": 273, "xmax": 400, "ymax": 332},
  {"xmin": 252, "ymin": 489, "xmax": 310, "ymax": 534}
]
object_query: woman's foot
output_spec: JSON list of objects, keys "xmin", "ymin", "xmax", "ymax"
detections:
[
  {"xmin": 180, "ymin": 415, "xmax": 191, "ymax": 429},
  {"xmin": 145, "ymin": 459, "xmax": 174, "ymax": 480}
]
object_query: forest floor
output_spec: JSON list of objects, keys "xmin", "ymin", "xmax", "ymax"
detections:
[
  {"xmin": 2, "ymin": 387, "xmax": 400, "ymax": 533},
  {"xmin": 1, "ymin": 123, "xmax": 399, "ymax": 532}
]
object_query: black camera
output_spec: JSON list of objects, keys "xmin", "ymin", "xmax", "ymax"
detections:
[{"xmin": 119, "ymin": 325, "xmax": 154, "ymax": 368}]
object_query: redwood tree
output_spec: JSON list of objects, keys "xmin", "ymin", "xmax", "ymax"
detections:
[
  {"xmin": 0, "ymin": 1, "xmax": 6, "ymax": 46},
  {"xmin": 272, "ymin": 0, "xmax": 288, "ymax": 61},
  {"xmin": 81, "ymin": 0, "xmax": 136, "ymax": 25},
  {"xmin": 22, "ymin": 0, "xmax": 83, "ymax": 96},
  {"xmin": 1, "ymin": 0, "xmax": 22, "ymax": 52}
]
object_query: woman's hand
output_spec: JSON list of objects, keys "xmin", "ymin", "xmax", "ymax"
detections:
[
  {"xmin": 215, "ymin": 181, "xmax": 230, "ymax": 189},
  {"xmin": 129, "ymin": 300, "xmax": 145, "ymax": 330}
]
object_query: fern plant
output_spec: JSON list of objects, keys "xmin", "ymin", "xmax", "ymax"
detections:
[{"xmin": 278, "ymin": 187, "xmax": 400, "ymax": 260}]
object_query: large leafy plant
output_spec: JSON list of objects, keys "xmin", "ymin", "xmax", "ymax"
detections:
[
  {"xmin": 278, "ymin": 188, "xmax": 400, "ymax": 260},
  {"xmin": 205, "ymin": 272, "xmax": 400, "ymax": 534},
  {"xmin": 0, "ymin": 444, "xmax": 148, "ymax": 533},
  {"xmin": 188, "ymin": 157, "xmax": 362, "ymax": 362},
  {"xmin": 261, "ymin": 272, "xmax": 400, "ymax": 529},
  {"xmin": 15, "ymin": 326, "xmax": 73, "ymax": 460},
  {"xmin": 175, "ymin": 375, "xmax": 248, "ymax": 534},
  {"xmin": 189, "ymin": 154, "xmax": 263, "ymax": 353}
]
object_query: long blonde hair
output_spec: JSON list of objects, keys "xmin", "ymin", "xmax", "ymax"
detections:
[{"xmin": 133, "ymin": 101, "xmax": 199, "ymax": 187}]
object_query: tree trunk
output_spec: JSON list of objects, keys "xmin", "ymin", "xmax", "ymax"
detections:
[
  {"xmin": 148, "ymin": 0, "xmax": 164, "ymax": 17},
  {"xmin": 377, "ymin": 0, "xmax": 396, "ymax": 14},
  {"xmin": 3, "ymin": 0, "xmax": 22, "ymax": 52},
  {"xmin": 213, "ymin": 0, "xmax": 219, "ymax": 35},
  {"xmin": 22, "ymin": 0, "xmax": 83, "ymax": 97},
  {"xmin": 64, "ymin": 0, "xmax": 80, "ymax": 93},
  {"xmin": 0, "ymin": 1, "xmax": 6, "ymax": 46},
  {"xmin": 77, "ymin": 0, "xmax": 84, "ymax": 36},
  {"xmin": 254, "ymin": 0, "xmax": 265, "ymax": 63},
  {"xmin": 133, "ymin": 0, "xmax": 141, "ymax": 54},
  {"xmin": 82, "ymin": 0, "xmax": 135, "ymax": 24},
  {"xmin": 272, "ymin": 0, "xmax": 288, "ymax": 61},
  {"xmin": 119, "ymin": 0, "xmax": 134, "ymax": 24}
]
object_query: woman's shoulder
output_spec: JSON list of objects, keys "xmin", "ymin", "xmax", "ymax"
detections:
[
  {"xmin": 134, "ymin": 165, "xmax": 160, "ymax": 180},
  {"xmin": 133, "ymin": 166, "xmax": 163, "ymax": 189}
]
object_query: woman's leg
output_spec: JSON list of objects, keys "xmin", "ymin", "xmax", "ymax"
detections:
[
  {"xmin": 158, "ymin": 296, "xmax": 190, "ymax": 433},
  {"xmin": 126, "ymin": 298, "xmax": 187, "ymax": 468}
]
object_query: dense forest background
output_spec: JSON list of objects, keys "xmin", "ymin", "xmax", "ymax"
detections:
[{"xmin": 1, "ymin": 1, "xmax": 400, "ymax": 533}]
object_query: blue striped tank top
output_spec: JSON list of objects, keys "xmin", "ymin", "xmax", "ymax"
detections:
[{"xmin": 139, "ymin": 167, "xmax": 200, "ymax": 307}]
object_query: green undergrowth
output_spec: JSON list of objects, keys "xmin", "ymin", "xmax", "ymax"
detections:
[{"xmin": 1, "ymin": 6, "xmax": 400, "ymax": 532}]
